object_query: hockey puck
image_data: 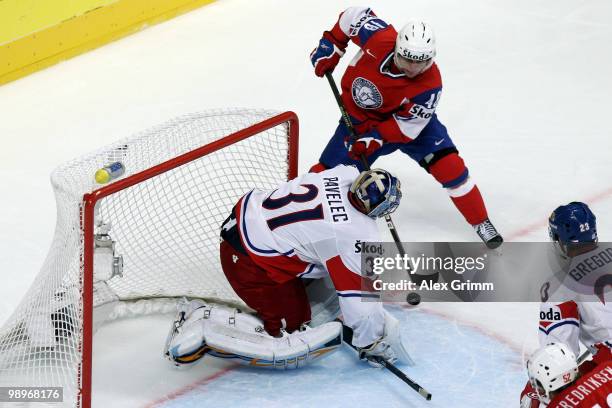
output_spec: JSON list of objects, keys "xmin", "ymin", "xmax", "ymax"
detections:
[{"xmin": 406, "ymin": 292, "xmax": 421, "ymax": 306}]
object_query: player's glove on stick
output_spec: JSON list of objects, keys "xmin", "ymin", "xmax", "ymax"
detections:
[
  {"xmin": 310, "ymin": 32, "xmax": 346, "ymax": 77},
  {"xmin": 359, "ymin": 339, "xmax": 397, "ymax": 368},
  {"xmin": 345, "ymin": 128, "xmax": 384, "ymax": 160}
]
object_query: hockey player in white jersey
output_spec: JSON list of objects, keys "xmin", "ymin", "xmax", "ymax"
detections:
[
  {"xmin": 538, "ymin": 202, "xmax": 612, "ymax": 357},
  {"xmin": 165, "ymin": 165, "xmax": 412, "ymax": 369},
  {"xmin": 521, "ymin": 202, "xmax": 612, "ymax": 407}
]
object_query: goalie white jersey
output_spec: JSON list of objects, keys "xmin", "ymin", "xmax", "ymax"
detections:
[{"xmin": 234, "ymin": 165, "xmax": 384, "ymax": 347}]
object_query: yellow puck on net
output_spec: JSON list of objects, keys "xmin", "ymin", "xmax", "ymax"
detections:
[
  {"xmin": 94, "ymin": 162, "xmax": 125, "ymax": 184},
  {"xmin": 95, "ymin": 169, "xmax": 111, "ymax": 184}
]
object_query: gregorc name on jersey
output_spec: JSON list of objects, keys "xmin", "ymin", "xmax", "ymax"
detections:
[
  {"xmin": 569, "ymin": 248, "xmax": 612, "ymax": 281},
  {"xmin": 323, "ymin": 177, "xmax": 349, "ymax": 223}
]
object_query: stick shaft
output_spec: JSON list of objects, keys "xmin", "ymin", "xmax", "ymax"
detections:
[
  {"xmin": 324, "ymin": 72, "xmax": 407, "ymax": 257},
  {"xmin": 341, "ymin": 323, "xmax": 432, "ymax": 401},
  {"xmin": 324, "ymin": 73, "xmax": 364, "ymax": 163}
]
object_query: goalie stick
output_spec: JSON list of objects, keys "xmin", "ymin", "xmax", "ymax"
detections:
[{"xmin": 340, "ymin": 322, "xmax": 432, "ymax": 401}]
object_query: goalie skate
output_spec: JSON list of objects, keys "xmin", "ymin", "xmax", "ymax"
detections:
[{"xmin": 163, "ymin": 298, "xmax": 207, "ymax": 365}]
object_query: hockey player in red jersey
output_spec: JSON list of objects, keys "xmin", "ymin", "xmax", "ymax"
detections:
[
  {"xmin": 309, "ymin": 6, "xmax": 502, "ymax": 248},
  {"xmin": 164, "ymin": 166, "xmax": 413, "ymax": 369},
  {"xmin": 521, "ymin": 343, "xmax": 612, "ymax": 407}
]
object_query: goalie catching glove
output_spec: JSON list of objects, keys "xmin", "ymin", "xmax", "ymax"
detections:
[
  {"xmin": 164, "ymin": 299, "xmax": 342, "ymax": 369},
  {"xmin": 358, "ymin": 310, "xmax": 414, "ymax": 368}
]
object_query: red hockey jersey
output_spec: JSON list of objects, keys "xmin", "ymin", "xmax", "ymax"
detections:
[
  {"xmin": 548, "ymin": 360, "xmax": 612, "ymax": 408},
  {"xmin": 327, "ymin": 7, "xmax": 443, "ymax": 142}
]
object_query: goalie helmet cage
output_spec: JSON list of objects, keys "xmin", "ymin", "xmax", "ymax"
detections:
[{"xmin": 0, "ymin": 109, "xmax": 299, "ymax": 408}]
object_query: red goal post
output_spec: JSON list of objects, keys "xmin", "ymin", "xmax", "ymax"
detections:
[
  {"xmin": 80, "ymin": 110, "xmax": 298, "ymax": 407},
  {"xmin": 0, "ymin": 109, "xmax": 298, "ymax": 408}
]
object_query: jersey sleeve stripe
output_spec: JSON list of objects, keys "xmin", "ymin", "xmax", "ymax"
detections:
[
  {"xmin": 538, "ymin": 320, "xmax": 580, "ymax": 335},
  {"xmin": 297, "ymin": 264, "xmax": 316, "ymax": 278},
  {"xmin": 337, "ymin": 292, "xmax": 380, "ymax": 298}
]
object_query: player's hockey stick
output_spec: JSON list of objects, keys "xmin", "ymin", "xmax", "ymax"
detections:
[
  {"xmin": 340, "ymin": 323, "xmax": 432, "ymax": 401},
  {"xmin": 324, "ymin": 72, "xmax": 407, "ymax": 258},
  {"xmin": 324, "ymin": 72, "xmax": 430, "ymax": 304}
]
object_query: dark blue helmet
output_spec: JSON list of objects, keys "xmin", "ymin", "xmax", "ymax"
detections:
[
  {"xmin": 350, "ymin": 169, "xmax": 402, "ymax": 218},
  {"xmin": 548, "ymin": 202, "xmax": 597, "ymax": 244}
]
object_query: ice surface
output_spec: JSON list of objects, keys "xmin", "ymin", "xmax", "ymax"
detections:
[
  {"xmin": 152, "ymin": 306, "xmax": 525, "ymax": 408},
  {"xmin": 1, "ymin": 0, "xmax": 611, "ymax": 406}
]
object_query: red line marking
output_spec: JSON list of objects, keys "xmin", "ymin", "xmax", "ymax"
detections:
[
  {"xmin": 142, "ymin": 364, "xmax": 237, "ymax": 408},
  {"xmin": 506, "ymin": 186, "xmax": 612, "ymax": 241}
]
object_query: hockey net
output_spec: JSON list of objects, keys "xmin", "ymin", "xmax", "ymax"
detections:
[{"xmin": 0, "ymin": 109, "xmax": 299, "ymax": 407}]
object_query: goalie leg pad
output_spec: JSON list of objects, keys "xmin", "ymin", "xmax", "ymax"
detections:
[
  {"xmin": 166, "ymin": 303, "xmax": 342, "ymax": 369},
  {"xmin": 204, "ymin": 308, "xmax": 343, "ymax": 369}
]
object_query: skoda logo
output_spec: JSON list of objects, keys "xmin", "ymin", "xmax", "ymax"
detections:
[{"xmin": 351, "ymin": 77, "xmax": 383, "ymax": 109}]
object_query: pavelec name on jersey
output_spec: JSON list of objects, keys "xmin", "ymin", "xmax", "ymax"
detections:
[{"xmin": 322, "ymin": 176, "xmax": 350, "ymax": 223}]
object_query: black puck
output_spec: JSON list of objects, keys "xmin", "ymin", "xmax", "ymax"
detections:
[{"xmin": 406, "ymin": 292, "xmax": 421, "ymax": 305}]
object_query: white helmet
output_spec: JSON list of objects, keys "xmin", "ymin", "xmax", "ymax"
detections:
[
  {"xmin": 527, "ymin": 343, "xmax": 579, "ymax": 404},
  {"xmin": 395, "ymin": 21, "xmax": 436, "ymax": 62}
]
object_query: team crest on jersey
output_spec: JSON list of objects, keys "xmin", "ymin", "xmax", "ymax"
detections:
[{"xmin": 352, "ymin": 77, "xmax": 383, "ymax": 109}]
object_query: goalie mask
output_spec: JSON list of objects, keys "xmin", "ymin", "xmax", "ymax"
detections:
[
  {"xmin": 527, "ymin": 343, "xmax": 579, "ymax": 404},
  {"xmin": 349, "ymin": 169, "xmax": 402, "ymax": 219}
]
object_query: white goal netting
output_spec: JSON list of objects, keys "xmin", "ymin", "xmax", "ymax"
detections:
[{"xmin": 0, "ymin": 108, "xmax": 298, "ymax": 407}]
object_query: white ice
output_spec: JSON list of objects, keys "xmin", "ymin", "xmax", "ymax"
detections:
[{"xmin": 1, "ymin": 0, "xmax": 612, "ymax": 406}]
